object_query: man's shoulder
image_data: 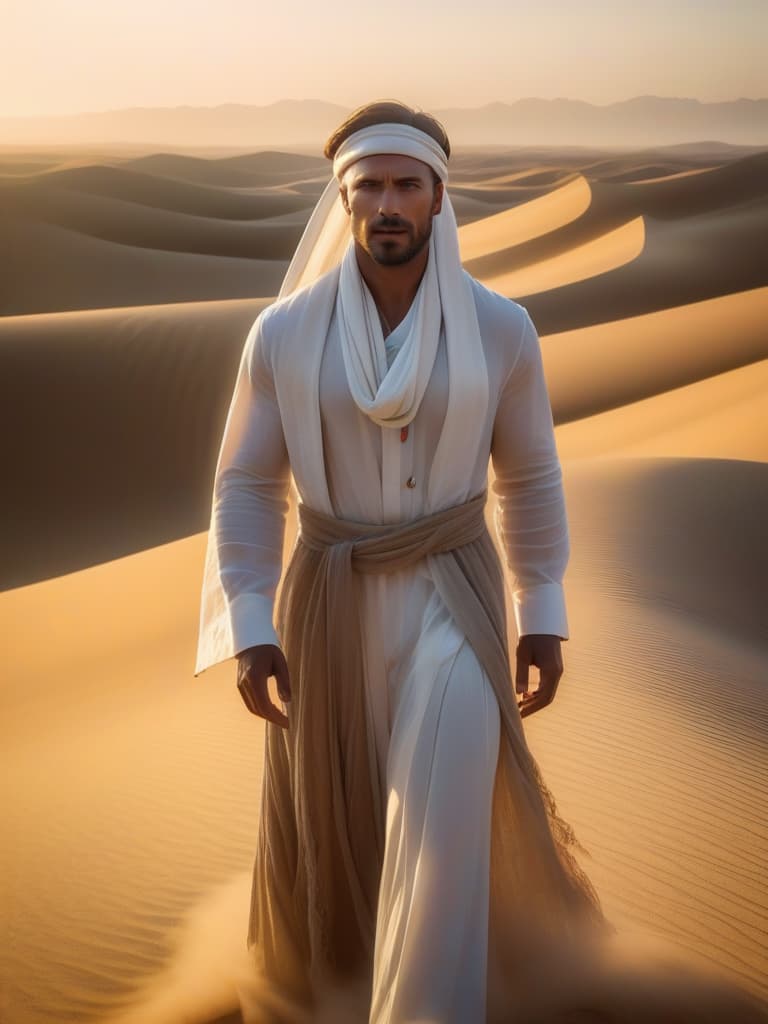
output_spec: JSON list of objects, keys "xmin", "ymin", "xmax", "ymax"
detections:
[
  {"xmin": 465, "ymin": 272, "xmax": 533, "ymax": 338},
  {"xmin": 259, "ymin": 264, "xmax": 340, "ymax": 339}
]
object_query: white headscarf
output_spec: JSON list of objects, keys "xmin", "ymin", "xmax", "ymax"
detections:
[
  {"xmin": 194, "ymin": 122, "xmax": 491, "ymax": 675},
  {"xmin": 277, "ymin": 122, "xmax": 487, "ymax": 433}
]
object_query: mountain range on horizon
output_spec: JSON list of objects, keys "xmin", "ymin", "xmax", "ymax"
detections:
[{"xmin": 1, "ymin": 96, "xmax": 767, "ymax": 149}]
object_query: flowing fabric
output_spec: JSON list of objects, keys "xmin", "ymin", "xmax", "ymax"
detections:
[
  {"xmin": 277, "ymin": 123, "xmax": 450, "ymax": 303},
  {"xmin": 278, "ymin": 122, "xmax": 490, "ymax": 502},
  {"xmin": 240, "ymin": 493, "xmax": 768, "ymax": 1024},
  {"xmin": 336, "ymin": 240, "xmax": 441, "ymax": 429},
  {"xmin": 195, "ymin": 124, "xmax": 492, "ymax": 668},
  {"xmin": 245, "ymin": 491, "xmax": 607, "ymax": 1020},
  {"xmin": 197, "ymin": 124, "xmax": 768, "ymax": 1023}
]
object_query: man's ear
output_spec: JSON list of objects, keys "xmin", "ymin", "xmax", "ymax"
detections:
[
  {"xmin": 433, "ymin": 180, "xmax": 444, "ymax": 216},
  {"xmin": 340, "ymin": 183, "xmax": 350, "ymax": 215}
]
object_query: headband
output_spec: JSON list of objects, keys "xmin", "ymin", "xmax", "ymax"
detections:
[
  {"xmin": 332, "ymin": 122, "xmax": 450, "ymax": 184},
  {"xmin": 276, "ymin": 122, "xmax": 452, "ymax": 299}
]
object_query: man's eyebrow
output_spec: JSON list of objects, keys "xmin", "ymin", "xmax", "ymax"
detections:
[{"xmin": 351, "ymin": 174, "xmax": 425, "ymax": 184}]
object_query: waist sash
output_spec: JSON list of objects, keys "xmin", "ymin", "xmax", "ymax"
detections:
[{"xmin": 246, "ymin": 490, "xmax": 606, "ymax": 1007}]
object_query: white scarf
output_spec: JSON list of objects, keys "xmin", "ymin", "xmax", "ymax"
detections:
[
  {"xmin": 336, "ymin": 237, "xmax": 440, "ymax": 428},
  {"xmin": 194, "ymin": 124, "xmax": 491, "ymax": 675},
  {"xmin": 277, "ymin": 123, "xmax": 488, "ymax": 438}
]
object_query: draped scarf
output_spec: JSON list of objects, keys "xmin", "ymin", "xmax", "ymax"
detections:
[
  {"xmin": 276, "ymin": 121, "xmax": 489, "ymax": 510},
  {"xmin": 198, "ymin": 123, "xmax": 768, "ymax": 1024},
  {"xmin": 336, "ymin": 238, "xmax": 440, "ymax": 429},
  {"xmin": 245, "ymin": 493, "xmax": 608, "ymax": 1019}
]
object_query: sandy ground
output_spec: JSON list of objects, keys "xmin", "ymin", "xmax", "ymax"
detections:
[{"xmin": 1, "ymin": 143, "xmax": 767, "ymax": 1023}]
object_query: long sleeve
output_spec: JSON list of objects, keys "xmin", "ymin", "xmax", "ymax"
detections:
[
  {"xmin": 490, "ymin": 309, "xmax": 570, "ymax": 640},
  {"xmin": 194, "ymin": 311, "xmax": 290, "ymax": 676}
]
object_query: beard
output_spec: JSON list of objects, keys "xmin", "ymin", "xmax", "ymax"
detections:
[{"xmin": 362, "ymin": 215, "xmax": 433, "ymax": 266}]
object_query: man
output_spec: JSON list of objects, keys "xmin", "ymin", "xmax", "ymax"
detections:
[{"xmin": 195, "ymin": 101, "xmax": 605, "ymax": 1023}]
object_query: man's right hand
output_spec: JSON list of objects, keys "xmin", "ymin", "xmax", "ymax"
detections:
[{"xmin": 236, "ymin": 644, "xmax": 292, "ymax": 729}]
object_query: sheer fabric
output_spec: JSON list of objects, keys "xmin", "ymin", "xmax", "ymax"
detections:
[
  {"xmin": 207, "ymin": 280, "xmax": 767, "ymax": 1024},
  {"xmin": 194, "ymin": 276, "xmax": 570, "ymax": 676},
  {"xmin": 195, "ymin": 124, "xmax": 768, "ymax": 1023},
  {"xmin": 246, "ymin": 494, "xmax": 604, "ymax": 1022}
]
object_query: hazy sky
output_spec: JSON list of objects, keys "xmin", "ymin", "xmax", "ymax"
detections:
[{"xmin": 2, "ymin": 0, "xmax": 766, "ymax": 118}]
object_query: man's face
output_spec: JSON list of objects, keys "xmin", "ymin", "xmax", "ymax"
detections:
[{"xmin": 340, "ymin": 153, "xmax": 444, "ymax": 267}]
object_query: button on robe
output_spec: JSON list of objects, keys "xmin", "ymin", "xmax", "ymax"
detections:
[{"xmin": 195, "ymin": 265, "xmax": 585, "ymax": 1023}]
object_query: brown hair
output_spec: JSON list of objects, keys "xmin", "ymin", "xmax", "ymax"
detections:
[{"xmin": 323, "ymin": 100, "xmax": 451, "ymax": 163}]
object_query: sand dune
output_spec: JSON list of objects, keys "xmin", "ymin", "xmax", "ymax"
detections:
[
  {"xmin": 526, "ymin": 197, "xmax": 768, "ymax": 333},
  {"xmin": 0, "ymin": 215, "xmax": 286, "ymax": 316},
  {"xmin": 544, "ymin": 192, "xmax": 762, "ymax": 299},
  {"xmin": 0, "ymin": 155, "xmax": 520, "ymax": 317},
  {"xmin": 2, "ymin": 458, "xmax": 766, "ymax": 1024},
  {"xmin": 614, "ymin": 149, "xmax": 768, "ymax": 217},
  {"xmin": 30, "ymin": 163, "xmax": 313, "ymax": 219},
  {"xmin": 1, "ymin": 532, "xmax": 264, "ymax": 1024},
  {"xmin": 0, "ymin": 298, "xmax": 268, "ymax": 588},
  {"xmin": 457, "ymin": 174, "xmax": 591, "ymax": 260},
  {"xmin": 462, "ymin": 178, "xmax": 635, "ymax": 282},
  {"xmin": 464, "ymin": 152, "xmax": 768, "ymax": 328},
  {"xmin": 446, "ymin": 182, "xmax": 560, "ymax": 206},
  {"xmin": 268, "ymin": 177, "xmax": 330, "ymax": 198},
  {"xmin": 605, "ymin": 164, "xmax": 717, "ymax": 184},
  {"xmin": 459, "ymin": 167, "xmax": 573, "ymax": 188},
  {"xmin": 1, "ymin": 286, "xmax": 764, "ymax": 592},
  {"xmin": 555, "ymin": 358, "xmax": 768, "ymax": 462},
  {"xmin": 597, "ymin": 163, "xmax": 694, "ymax": 182},
  {"xmin": 122, "ymin": 151, "xmax": 328, "ymax": 188},
  {"xmin": 444, "ymin": 142, "xmax": 749, "ymax": 187},
  {"xmin": 1, "ymin": 179, "xmax": 306, "ymax": 258},
  {"xmin": 525, "ymin": 456, "xmax": 768, "ymax": 985},
  {"xmin": 8, "ymin": 148, "xmax": 765, "ymax": 322},
  {"xmin": 2, "ymin": 142, "xmax": 767, "ymax": 1023},
  {"xmin": 482, "ymin": 214, "xmax": 645, "ymax": 296},
  {"xmin": 444, "ymin": 191, "xmax": 520, "ymax": 224},
  {"xmin": 541, "ymin": 286, "xmax": 768, "ymax": 422}
]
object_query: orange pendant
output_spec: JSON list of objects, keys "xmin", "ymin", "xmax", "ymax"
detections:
[{"xmin": 400, "ymin": 425, "xmax": 409, "ymax": 443}]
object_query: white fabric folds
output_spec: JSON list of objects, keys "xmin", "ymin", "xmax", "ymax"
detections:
[
  {"xmin": 280, "ymin": 122, "xmax": 484, "ymax": 435},
  {"xmin": 336, "ymin": 240, "xmax": 440, "ymax": 429},
  {"xmin": 195, "ymin": 123, "xmax": 492, "ymax": 674},
  {"xmin": 277, "ymin": 123, "xmax": 450, "ymax": 300}
]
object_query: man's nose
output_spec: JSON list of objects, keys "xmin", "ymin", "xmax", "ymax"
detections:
[{"xmin": 377, "ymin": 186, "xmax": 400, "ymax": 216}]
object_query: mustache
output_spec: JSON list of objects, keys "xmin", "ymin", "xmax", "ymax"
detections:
[{"xmin": 371, "ymin": 217, "xmax": 411, "ymax": 231}]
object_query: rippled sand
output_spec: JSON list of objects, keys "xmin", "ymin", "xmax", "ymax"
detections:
[{"xmin": 1, "ymin": 142, "xmax": 766, "ymax": 1023}]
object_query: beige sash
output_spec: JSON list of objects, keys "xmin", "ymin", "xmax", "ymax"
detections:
[{"xmin": 245, "ymin": 490, "xmax": 607, "ymax": 1016}]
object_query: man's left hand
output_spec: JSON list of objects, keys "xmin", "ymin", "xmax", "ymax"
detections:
[{"xmin": 515, "ymin": 633, "xmax": 563, "ymax": 718}]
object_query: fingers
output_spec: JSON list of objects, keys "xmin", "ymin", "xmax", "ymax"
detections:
[
  {"xmin": 517, "ymin": 671, "xmax": 559, "ymax": 718},
  {"xmin": 236, "ymin": 674, "xmax": 259, "ymax": 715},
  {"xmin": 272, "ymin": 648, "xmax": 292, "ymax": 703},
  {"xmin": 515, "ymin": 653, "xmax": 530, "ymax": 696},
  {"xmin": 254, "ymin": 681, "xmax": 290, "ymax": 728},
  {"xmin": 538, "ymin": 664, "xmax": 562, "ymax": 703},
  {"xmin": 239, "ymin": 673, "xmax": 290, "ymax": 728},
  {"xmin": 516, "ymin": 634, "xmax": 564, "ymax": 717},
  {"xmin": 519, "ymin": 690, "xmax": 549, "ymax": 718},
  {"xmin": 236, "ymin": 648, "xmax": 290, "ymax": 729}
]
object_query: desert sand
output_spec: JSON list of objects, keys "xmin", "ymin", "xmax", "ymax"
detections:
[{"xmin": 1, "ymin": 142, "xmax": 767, "ymax": 1023}]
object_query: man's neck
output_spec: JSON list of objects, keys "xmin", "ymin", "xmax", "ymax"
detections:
[{"xmin": 353, "ymin": 241, "xmax": 429, "ymax": 333}]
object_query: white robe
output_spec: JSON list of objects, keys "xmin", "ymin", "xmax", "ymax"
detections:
[{"xmin": 196, "ymin": 267, "xmax": 570, "ymax": 1022}]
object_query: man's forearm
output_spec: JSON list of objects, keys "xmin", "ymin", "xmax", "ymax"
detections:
[{"xmin": 490, "ymin": 310, "xmax": 571, "ymax": 642}]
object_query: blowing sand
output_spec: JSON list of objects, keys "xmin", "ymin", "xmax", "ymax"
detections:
[{"xmin": 1, "ymin": 143, "xmax": 767, "ymax": 1023}]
